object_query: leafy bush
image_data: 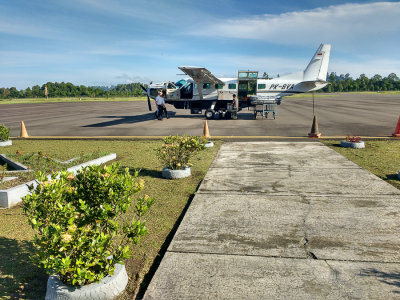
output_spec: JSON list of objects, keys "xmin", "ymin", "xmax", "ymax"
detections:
[
  {"xmin": 156, "ymin": 135, "xmax": 206, "ymax": 170},
  {"xmin": 0, "ymin": 124, "xmax": 10, "ymax": 141},
  {"xmin": 23, "ymin": 163, "xmax": 154, "ymax": 286}
]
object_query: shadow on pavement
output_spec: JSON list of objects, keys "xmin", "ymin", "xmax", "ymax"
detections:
[
  {"xmin": 359, "ymin": 268, "xmax": 400, "ymax": 294},
  {"xmin": 82, "ymin": 112, "xmax": 177, "ymax": 127}
]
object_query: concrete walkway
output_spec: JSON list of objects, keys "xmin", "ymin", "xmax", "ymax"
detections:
[{"xmin": 144, "ymin": 142, "xmax": 400, "ymax": 299}]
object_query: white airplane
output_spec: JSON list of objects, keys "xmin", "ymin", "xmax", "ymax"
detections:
[{"xmin": 141, "ymin": 44, "xmax": 331, "ymax": 119}]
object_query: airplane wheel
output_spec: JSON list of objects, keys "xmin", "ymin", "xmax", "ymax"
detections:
[{"xmin": 205, "ymin": 109, "xmax": 214, "ymax": 120}]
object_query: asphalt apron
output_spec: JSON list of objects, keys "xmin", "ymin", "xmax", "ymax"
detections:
[{"xmin": 144, "ymin": 142, "xmax": 400, "ymax": 299}]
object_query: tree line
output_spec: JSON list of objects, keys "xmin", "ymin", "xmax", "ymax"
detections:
[
  {"xmin": 1, "ymin": 72, "xmax": 400, "ymax": 99},
  {"xmin": 0, "ymin": 82, "xmax": 146, "ymax": 99},
  {"xmin": 322, "ymin": 72, "xmax": 400, "ymax": 92}
]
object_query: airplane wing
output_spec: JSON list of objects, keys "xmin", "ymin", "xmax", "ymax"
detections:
[{"xmin": 178, "ymin": 66, "xmax": 224, "ymax": 85}]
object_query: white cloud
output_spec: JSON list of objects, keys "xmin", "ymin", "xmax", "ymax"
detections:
[
  {"xmin": 0, "ymin": 19, "xmax": 56, "ymax": 38},
  {"xmin": 191, "ymin": 2, "xmax": 400, "ymax": 51},
  {"xmin": 330, "ymin": 57, "xmax": 400, "ymax": 78}
]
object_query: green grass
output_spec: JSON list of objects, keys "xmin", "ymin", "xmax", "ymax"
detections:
[
  {"xmin": 285, "ymin": 91, "xmax": 400, "ymax": 99},
  {"xmin": 1, "ymin": 150, "xmax": 109, "ymax": 190},
  {"xmin": 321, "ymin": 140, "xmax": 400, "ymax": 190},
  {"xmin": 283, "ymin": 93, "xmax": 337, "ymax": 99},
  {"xmin": 4, "ymin": 139, "xmax": 400, "ymax": 299},
  {"xmin": 0, "ymin": 96, "xmax": 147, "ymax": 105},
  {"xmin": 0, "ymin": 139, "xmax": 221, "ymax": 299}
]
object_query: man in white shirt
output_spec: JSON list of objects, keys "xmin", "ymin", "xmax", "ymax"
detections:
[{"xmin": 155, "ymin": 90, "xmax": 169, "ymax": 119}]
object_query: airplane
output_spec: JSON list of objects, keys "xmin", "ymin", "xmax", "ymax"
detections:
[{"xmin": 141, "ymin": 44, "xmax": 331, "ymax": 119}]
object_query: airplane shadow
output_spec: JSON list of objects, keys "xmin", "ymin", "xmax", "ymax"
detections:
[
  {"xmin": 82, "ymin": 111, "xmax": 262, "ymax": 128},
  {"xmin": 359, "ymin": 268, "xmax": 400, "ymax": 294},
  {"xmin": 82, "ymin": 112, "xmax": 176, "ymax": 128}
]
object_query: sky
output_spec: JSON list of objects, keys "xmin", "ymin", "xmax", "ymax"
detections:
[{"xmin": 1, "ymin": 0, "xmax": 400, "ymax": 89}]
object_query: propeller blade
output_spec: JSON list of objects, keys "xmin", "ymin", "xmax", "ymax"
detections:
[
  {"xmin": 147, "ymin": 95, "xmax": 152, "ymax": 111},
  {"xmin": 140, "ymin": 84, "xmax": 148, "ymax": 92}
]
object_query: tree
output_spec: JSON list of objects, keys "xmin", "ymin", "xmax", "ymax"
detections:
[{"xmin": 262, "ymin": 72, "xmax": 270, "ymax": 79}]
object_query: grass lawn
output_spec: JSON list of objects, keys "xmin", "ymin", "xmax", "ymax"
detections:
[
  {"xmin": 2, "ymin": 139, "xmax": 400, "ymax": 299},
  {"xmin": 0, "ymin": 96, "xmax": 147, "ymax": 105},
  {"xmin": 1, "ymin": 150, "xmax": 109, "ymax": 190},
  {"xmin": 285, "ymin": 91, "xmax": 400, "ymax": 99},
  {"xmin": 321, "ymin": 140, "xmax": 400, "ymax": 190},
  {"xmin": 0, "ymin": 139, "xmax": 221, "ymax": 299}
]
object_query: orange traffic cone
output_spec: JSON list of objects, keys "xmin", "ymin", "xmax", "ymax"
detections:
[
  {"xmin": 203, "ymin": 119, "xmax": 210, "ymax": 139},
  {"xmin": 393, "ymin": 116, "xmax": 400, "ymax": 137},
  {"xmin": 20, "ymin": 121, "xmax": 29, "ymax": 138},
  {"xmin": 308, "ymin": 115, "xmax": 321, "ymax": 138}
]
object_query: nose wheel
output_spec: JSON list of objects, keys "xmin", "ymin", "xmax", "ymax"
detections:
[{"xmin": 205, "ymin": 109, "xmax": 214, "ymax": 120}]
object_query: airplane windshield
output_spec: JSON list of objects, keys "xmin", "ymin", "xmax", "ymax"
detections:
[
  {"xmin": 175, "ymin": 79, "xmax": 186, "ymax": 88},
  {"xmin": 167, "ymin": 82, "xmax": 177, "ymax": 89}
]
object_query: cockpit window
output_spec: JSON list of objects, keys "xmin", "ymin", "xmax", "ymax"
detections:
[
  {"xmin": 167, "ymin": 82, "xmax": 177, "ymax": 89},
  {"xmin": 175, "ymin": 79, "xmax": 186, "ymax": 88}
]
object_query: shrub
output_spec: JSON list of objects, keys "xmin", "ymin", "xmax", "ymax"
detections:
[
  {"xmin": 156, "ymin": 135, "xmax": 206, "ymax": 170},
  {"xmin": 23, "ymin": 163, "xmax": 154, "ymax": 286},
  {"xmin": 0, "ymin": 124, "xmax": 10, "ymax": 141}
]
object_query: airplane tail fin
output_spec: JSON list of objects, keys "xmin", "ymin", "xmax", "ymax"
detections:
[{"xmin": 303, "ymin": 44, "xmax": 331, "ymax": 82}]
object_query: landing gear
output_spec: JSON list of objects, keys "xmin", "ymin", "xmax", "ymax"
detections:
[
  {"xmin": 205, "ymin": 109, "xmax": 214, "ymax": 120},
  {"xmin": 206, "ymin": 108, "xmax": 238, "ymax": 119}
]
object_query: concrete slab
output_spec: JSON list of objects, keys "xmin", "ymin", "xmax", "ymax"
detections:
[
  {"xmin": 198, "ymin": 167, "xmax": 400, "ymax": 196},
  {"xmin": 169, "ymin": 194, "xmax": 400, "ymax": 263},
  {"xmin": 144, "ymin": 142, "xmax": 400, "ymax": 299},
  {"xmin": 145, "ymin": 252, "xmax": 400, "ymax": 299}
]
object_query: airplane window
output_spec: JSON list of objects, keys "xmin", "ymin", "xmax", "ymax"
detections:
[
  {"xmin": 215, "ymin": 84, "xmax": 223, "ymax": 89},
  {"xmin": 203, "ymin": 83, "xmax": 211, "ymax": 89},
  {"xmin": 258, "ymin": 84, "xmax": 266, "ymax": 89},
  {"xmin": 249, "ymin": 73, "xmax": 258, "ymax": 78},
  {"xmin": 228, "ymin": 84, "xmax": 236, "ymax": 89},
  {"xmin": 238, "ymin": 72, "xmax": 248, "ymax": 78},
  {"xmin": 175, "ymin": 79, "xmax": 186, "ymax": 88},
  {"xmin": 239, "ymin": 83, "xmax": 248, "ymax": 90},
  {"xmin": 167, "ymin": 82, "xmax": 177, "ymax": 89}
]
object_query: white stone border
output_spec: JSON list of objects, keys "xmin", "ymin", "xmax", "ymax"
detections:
[
  {"xmin": 0, "ymin": 140, "xmax": 12, "ymax": 147},
  {"xmin": 0, "ymin": 153, "xmax": 116, "ymax": 208},
  {"xmin": 45, "ymin": 262, "xmax": 128, "ymax": 300},
  {"xmin": 340, "ymin": 140, "xmax": 365, "ymax": 149},
  {"xmin": 162, "ymin": 167, "xmax": 191, "ymax": 179},
  {"xmin": 204, "ymin": 141, "xmax": 214, "ymax": 148}
]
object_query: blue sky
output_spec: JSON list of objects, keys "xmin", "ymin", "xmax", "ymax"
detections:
[{"xmin": 1, "ymin": 0, "xmax": 400, "ymax": 89}]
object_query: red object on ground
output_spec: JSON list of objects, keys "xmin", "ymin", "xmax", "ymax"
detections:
[{"xmin": 392, "ymin": 116, "xmax": 400, "ymax": 137}]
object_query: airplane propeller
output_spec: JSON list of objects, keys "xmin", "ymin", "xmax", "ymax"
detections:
[{"xmin": 140, "ymin": 84, "xmax": 152, "ymax": 111}]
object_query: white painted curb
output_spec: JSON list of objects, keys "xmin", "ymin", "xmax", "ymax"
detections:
[
  {"xmin": 45, "ymin": 263, "xmax": 128, "ymax": 300},
  {"xmin": 162, "ymin": 167, "xmax": 191, "ymax": 179},
  {"xmin": 0, "ymin": 140, "xmax": 12, "ymax": 147},
  {"xmin": 0, "ymin": 153, "xmax": 117, "ymax": 208},
  {"xmin": 340, "ymin": 140, "xmax": 365, "ymax": 149}
]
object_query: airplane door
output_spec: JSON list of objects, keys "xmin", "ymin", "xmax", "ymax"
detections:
[
  {"xmin": 238, "ymin": 71, "xmax": 258, "ymax": 100},
  {"xmin": 180, "ymin": 82, "xmax": 193, "ymax": 99},
  {"xmin": 166, "ymin": 82, "xmax": 180, "ymax": 100}
]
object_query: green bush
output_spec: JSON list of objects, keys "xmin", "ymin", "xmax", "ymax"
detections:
[
  {"xmin": 156, "ymin": 135, "xmax": 206, "ymax": 170},
  {"xmin": 23, "ymin": 163, "xmax": 154, "ymax": 286},
  {"xmin": 0, "ymin": 124, "xmax": 10, "ymax": 141}
]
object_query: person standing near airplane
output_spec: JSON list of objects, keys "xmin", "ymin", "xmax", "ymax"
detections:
[
  {"xmin": 155, "ymin": 90, "xmax": 169, "ymax": 120},
  {"xmin": 233, "ymin": 94, "xmax": 238, "ymax": 109}
]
